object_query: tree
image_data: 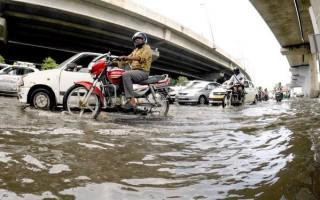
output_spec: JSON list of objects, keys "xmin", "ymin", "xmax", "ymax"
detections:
[
  {"xmin": 170, "ymin": 78, "xmax": 177, "ymax": 86},
  {"xmin": 176, "ymin": 76, "xmax": 188, "ymax": 85},
  {"xmin": 0, "ymin": 55, "xmax": 5, "ymax": 63},
  {"xmin": 41, "ymin": 57, "xmax": 58, "ymax": 70}
]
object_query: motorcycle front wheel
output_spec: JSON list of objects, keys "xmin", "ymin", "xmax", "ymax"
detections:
[
  {"xmin": 222, "ymin": 94, "xmax": 231, "ymax": 108},
  {"xmin": 63, "ymin": 85, "xmax": 101, "ymax": 119}
]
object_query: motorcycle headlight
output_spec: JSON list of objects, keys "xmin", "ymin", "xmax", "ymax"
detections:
[{"xmin": 88, "ymin": 62, "xmax": 94, "ymax": 73}]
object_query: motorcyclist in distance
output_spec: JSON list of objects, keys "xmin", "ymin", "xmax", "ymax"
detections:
[
  {"xmin": 228, "ymin": 67, "xmax": 245, "ymax": 94},
  {"xmin": 263, "ymin": 88, "xmax": 269, "ymax": 100},
  {"xmin": 276, "ymin": 82, "xmax": 283, "ymax": 92}
]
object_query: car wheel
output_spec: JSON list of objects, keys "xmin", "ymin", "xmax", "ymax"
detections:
[
  {"xmin": 31, "ymin": 88, "xmax": 54, "ymax": 110},
  {"xmin": 198, "ymin": 96, "xmax": 206, "ymax": 105}
]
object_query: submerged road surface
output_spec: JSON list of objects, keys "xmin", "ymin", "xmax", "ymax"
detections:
[{"xmin": 0, "ymin": 96, "xmax": 319, "ymax": 200}]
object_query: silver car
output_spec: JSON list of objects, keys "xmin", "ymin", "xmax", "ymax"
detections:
[
  {"xmin": 168, "ymin": 80, "xmax": 202, "ymax": 103},
  {"xmin": 176, "ymin": 81, "xmax": 220, "ymax": 105},
  {"xmin": 0, "ymin": 62, "xmax": 39, "ymax": 95}
]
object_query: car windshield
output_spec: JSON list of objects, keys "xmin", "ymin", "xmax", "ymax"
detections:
[
  {"xmin": 58, "ymin": 54, "xmax": 79, "ymax": 68},
  {"xmin": 220, "ymin": 81, "xmax": 229, "ymax": 88}
]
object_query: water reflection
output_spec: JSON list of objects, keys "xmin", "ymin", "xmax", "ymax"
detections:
[{"xmin": 0, "ymin": 97, "xmax": 319, "ymax": 199}]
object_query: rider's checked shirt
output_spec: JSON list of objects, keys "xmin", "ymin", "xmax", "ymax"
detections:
[{"xmin": 120, "ymin": 44, "xmax": 152, "ymax": 72}]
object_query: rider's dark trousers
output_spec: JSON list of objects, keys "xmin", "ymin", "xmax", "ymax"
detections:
[{"xmin": 122, "ymin": 70, "xmax": 149, "ymax": 99}]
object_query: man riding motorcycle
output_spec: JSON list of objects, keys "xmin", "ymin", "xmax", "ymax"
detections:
[
  {"xmin": 228, "ymin": 67, "xmax": 245, "ymax": 95},
  {"xmin": 118, "ymin": 31, "xmax": 152, "ymax": 109},
  {"xmin": 275, "ymin": 82, "xmax": 283, "ymax": 102}
]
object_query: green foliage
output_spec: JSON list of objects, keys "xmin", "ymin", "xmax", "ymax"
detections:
[
  {"xmin": 170, "ymin": 78, "xmax": 177, "ymax": 86},
  {"xmin": 176, "ymin": 76, "xmax": 188, "ymax": 85},
  {"xmin": 0, "ymin": 55, "xmax": 5, "ymax": 63},
  {"xmin": 41, "ymin": 57, "xmax": 58, "ymax": 70}
]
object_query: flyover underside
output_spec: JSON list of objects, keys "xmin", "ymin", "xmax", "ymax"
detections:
[
  {"xmin": 250, "ymin": 0, "xmax": 319, "ymax": 97},
  {"xmin": 0, "ymin": 1, "xmax": 235, "ymax": 80}
]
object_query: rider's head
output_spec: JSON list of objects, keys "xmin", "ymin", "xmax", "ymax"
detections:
[
  {"xmin": 233, "ymin": 67, "xmax": 240, "ymax": 75},
  {"xmin": 132, "ymin": 31, "xmax": 148, "ymax": 48}
]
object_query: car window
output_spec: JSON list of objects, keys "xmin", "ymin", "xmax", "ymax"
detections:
[
  {"xmin": 16, "ymin": 67, "xmax": 26, "ymax": 75},
  {"xmin": 22, "ymin": 68, "xmax": 35, "ymax": 75},
  {"xmin": 213, "ymin": 83, "xmax": 220, "ymax": 87},
  {"xmin": 64, "ymin": 55, "xmax": 98, "ymax": 72}
]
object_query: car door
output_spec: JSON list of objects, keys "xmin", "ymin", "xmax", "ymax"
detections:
[
  {"xmin": 0, "ymin": 67, "xmax": 19, "ymax": 92},
  {"xmin": 205, "ymin": 83, "xmax": 218, "ymax": 98},
  {"xmin": 59, "ymin": 54, "xmax": 98, "ymax": 98}
]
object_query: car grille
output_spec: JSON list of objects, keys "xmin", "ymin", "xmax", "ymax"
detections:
[{"xmin": 213, "ymin": 92, "xmax": 225, "ymax": 95}]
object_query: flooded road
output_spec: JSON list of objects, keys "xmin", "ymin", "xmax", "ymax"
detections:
[{"xmin": 0, "ymin": 96, "xmax": 319, "ymax": 200}]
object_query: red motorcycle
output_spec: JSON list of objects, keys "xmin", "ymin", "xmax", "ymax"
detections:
[{"xmin": 63, "ymin": 53, "xmax": 170, "ymax": 119}]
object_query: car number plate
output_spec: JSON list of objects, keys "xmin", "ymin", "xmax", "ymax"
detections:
[{"xmin": 213, "ymin": 95, "xmax": 225, "ymax": 99}]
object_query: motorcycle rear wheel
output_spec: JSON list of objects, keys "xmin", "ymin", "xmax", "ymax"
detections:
[
  {"xmin": 63, "ymin": 85, "xmax": 101, "ymax": 119},
  {"xmin": 148, "ymin": 92, "xmax": 169, "ymax": 116}
]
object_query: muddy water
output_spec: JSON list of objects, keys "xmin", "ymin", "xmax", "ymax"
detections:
[{"xmin": 0, "ymin": 96, "xmax": 319, "ymax": 200}]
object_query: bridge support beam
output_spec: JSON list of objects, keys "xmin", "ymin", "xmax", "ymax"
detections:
[
  {"xmin": 309, "ymin": 53, "xmax": 319, "ymax": 97},
  {"xmin": 201, "ymin": 72, "xmax": 222, "ymax": 82},
  {"xmin": 291, "ymin": 66, "xmax": 309, "ymax": 97},
  {"xmin": 0, "ymin": 17, "xmax": 7, "ymax": 44},
  {"xmin": 290, "ymin": 55, "xmax": 319, "ymax": 98}
]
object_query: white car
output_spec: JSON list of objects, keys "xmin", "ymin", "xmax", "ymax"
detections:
[
  {"xmin": 18, "ymin": 52, "xmax": 101, "ymax": 109},
  {"xmin": 0, "ymin": 62, "xmax": 39, "ymax": 95},
  {"xmin": 209, "ymin": 80, "xmax": 258, "ymax": 105}
]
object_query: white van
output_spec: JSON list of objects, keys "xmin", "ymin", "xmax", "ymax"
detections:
[{"xmin": 18, "ymin": 52, "xmax": 101, "ymax": 109}]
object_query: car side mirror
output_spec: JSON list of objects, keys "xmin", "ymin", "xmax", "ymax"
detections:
[
  {"xmin": 75, "ymin": 65, "xmax": 82, "ymax": 71},
  {"xmin": 244, "ymin": 82, "xmax": 249, "ymax": 88},
  {"xmin": 66, "ymin": 63, "xmax": 77, "ymax": 71}
]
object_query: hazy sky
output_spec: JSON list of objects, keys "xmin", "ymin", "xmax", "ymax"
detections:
[{"xmin": 132, "ymin": 0, "xmax": 291, "ymax": 89}]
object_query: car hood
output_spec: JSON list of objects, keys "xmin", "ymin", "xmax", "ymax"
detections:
[
  {"xmin": 23, "ymin": 68, "xmax": 61, "ymax": 84},
  {"xmin": 212, "ymin": 87, "xmax": 227, "ymax": 93},
  {"xmin": 179, "ymin": 88, "xmax": 202, "ymax": 94}
]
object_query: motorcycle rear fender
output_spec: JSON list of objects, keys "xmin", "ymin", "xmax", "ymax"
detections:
[{"xmin": 74, "ymin": 81, "xmax": 104, "ymax": 103}]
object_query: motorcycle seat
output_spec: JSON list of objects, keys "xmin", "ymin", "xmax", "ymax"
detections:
[{"xmin": 139, "ymin": 75, "xmax": 167, "ymax": 85}]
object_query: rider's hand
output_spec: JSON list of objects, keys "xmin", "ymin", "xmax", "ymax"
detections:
[{"xmin": 119, "ymin": 56, "xmax": 129, "ymax": 61}]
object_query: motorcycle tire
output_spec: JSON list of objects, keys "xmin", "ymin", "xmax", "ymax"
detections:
[{"xmin": 63, "ymin": 84, "xmax": 101, "ymax": 119}]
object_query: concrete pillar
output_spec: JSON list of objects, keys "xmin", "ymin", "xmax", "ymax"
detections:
[
  {"xmin": 309, "ymin": 2, "xmax": 320, "ymax": 98},
  {"xmin": 311, "ymin": 0, "xmax": 320, "ymax": 32},
  {"xmin": 0, "ymin": 17, "xmax": 7, "ymax": 44},
  {"xmin": 309, "ymin": 53, "xmax": 319, "ymax": 97},
  {"xmin": 290, "ymin": 66, "xmax": 309, "ymax": 97}
]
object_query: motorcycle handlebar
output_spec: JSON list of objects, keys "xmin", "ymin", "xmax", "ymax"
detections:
[{"xmin": 92, "ymin": 53, "xmax": 119, "ymax": 63}]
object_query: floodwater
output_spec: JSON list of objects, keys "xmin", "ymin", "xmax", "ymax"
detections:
[{"xmin": 0, "ymin": 96, "xmax": 319, "ymax": 200}]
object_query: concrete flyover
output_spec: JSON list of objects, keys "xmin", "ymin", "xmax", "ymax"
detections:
[
  {"xmin": 0, "ymin": 0, "xmax": 251, "ymax": 81},
  {"xmin": 250, "ymin": 0, "xmax": 320, "ymax": 97}
]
